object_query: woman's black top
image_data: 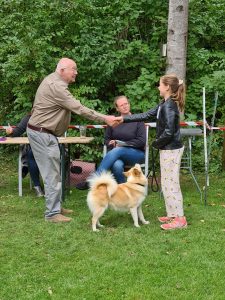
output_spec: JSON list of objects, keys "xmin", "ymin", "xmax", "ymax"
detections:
[{"xmin": 123, "ymin": 98, "xmax": 183, "ymax": 150}]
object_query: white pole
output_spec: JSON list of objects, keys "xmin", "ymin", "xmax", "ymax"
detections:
[
  {"xmin": 207, "ymin": 91, "xmax": 218, "ymax": 174},
  {"xmin": 203, "ymin": 87, "xmax": 208, "ymax": 205}
]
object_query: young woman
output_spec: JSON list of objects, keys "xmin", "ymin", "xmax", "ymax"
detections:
[{"xmin": 121, "ymin": 74, "xmax": 187, "ymax": 230}]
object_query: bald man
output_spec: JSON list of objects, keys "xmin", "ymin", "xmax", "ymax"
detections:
[{"xmin": 27, "ymin": 57, "xmax": 119, "ymax": 223}]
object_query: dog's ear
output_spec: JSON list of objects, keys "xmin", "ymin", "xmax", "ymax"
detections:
[{"xmin": 132, "ymin": 168, "xmax": 141, "ymax": 177}]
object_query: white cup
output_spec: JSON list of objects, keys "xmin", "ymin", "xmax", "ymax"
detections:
[{"xmin": 79, "ymin": 125, "xmax": 87, "ymax": 138}]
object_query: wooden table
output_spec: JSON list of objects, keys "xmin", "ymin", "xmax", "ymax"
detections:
[{"xmin": 0, "ymin": 136, "xmax": 94, "ymax": 200}]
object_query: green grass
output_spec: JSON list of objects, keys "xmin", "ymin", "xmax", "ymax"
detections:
[{"xmin": 1, "ymin": 159, "xmax": 225, "ymax": 300}]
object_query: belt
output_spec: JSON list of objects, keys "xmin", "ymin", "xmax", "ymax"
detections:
[{"xmin": 27, "ymin": 123, "xmax": 53, "ymax": 135}]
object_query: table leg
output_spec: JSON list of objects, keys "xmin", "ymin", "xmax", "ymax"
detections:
[
  {"xmin": 61, "ymin": 144, "xmax": 65, "ymax": 202},
  {"xmin": 18, "ymin": 145, "xmax": 22, "ymax": 197},
  {"xmin": 67, "ymin": 144, "xmax": 71, "ymax": 189}
]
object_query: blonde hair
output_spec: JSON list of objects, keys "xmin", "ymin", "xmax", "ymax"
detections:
[
  {"xmin": 161, "ymin": 74, "xmax": 185, "ymax": 112},
  {"xmin": 114, "ymin": 95, "xmax": 129, "ymax": 108}
]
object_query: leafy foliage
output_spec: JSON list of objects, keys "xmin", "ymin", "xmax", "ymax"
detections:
[
  {"xmin": 186, "ymin": 0, "xmax": 225, "ymax": 171},
  {"xmin": 0, "ymin": 0, "xmax": 224, "ymax": 170},
  {"xmin": 0, "ymin": 0, "xmax": 167, "ymax": 123}
]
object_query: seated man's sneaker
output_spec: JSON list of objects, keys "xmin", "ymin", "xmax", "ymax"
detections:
[
  {"xmin": 34, "ymin": 186, "xmax": 44, "ymax": 197},
  {"xmin": 45, "ymin": 214, "xmax": 72, "ymax": 223},
  {"xmin": 61, "ymin": 208, "xmax": 73, "ymax": 215}
]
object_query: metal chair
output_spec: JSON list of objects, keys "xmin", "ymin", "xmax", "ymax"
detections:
[{"xmin": 180, "ymin": 128, "xmax": 203, "ymax": 202}]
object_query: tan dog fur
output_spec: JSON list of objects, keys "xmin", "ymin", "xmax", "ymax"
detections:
[{"xmin": 87, "ymin": 164, "xmax": 149, "ymax": 231}]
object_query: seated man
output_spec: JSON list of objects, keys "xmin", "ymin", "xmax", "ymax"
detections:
[
  {"xmin": 6, "ymin": 114, "xmax": 44, "ymax": 197},
  {"xmin": 97, "ymin": 95, "xmax": 146, "ymax": 183}
]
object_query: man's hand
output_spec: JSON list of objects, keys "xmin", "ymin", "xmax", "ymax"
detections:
[
  {"xmin": 104, "ymin": 116, "xmax": 123, "ymax": 127},
  {"xmin": 108, "ymin": 140, "xmax": 116, "ymax": 147},
  {"xmin": 6, "ymin": 125, "xmax": 13, "ymax": 135}
]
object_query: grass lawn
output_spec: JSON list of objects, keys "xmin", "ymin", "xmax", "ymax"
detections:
[{"xmin": 1, "ymin": 158, "xmax": 225, "ymax": 300}]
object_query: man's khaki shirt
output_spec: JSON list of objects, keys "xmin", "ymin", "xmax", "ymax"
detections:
[{"xmin": 29, "ymin": 72, "xmax": 105, "ymax": 136}]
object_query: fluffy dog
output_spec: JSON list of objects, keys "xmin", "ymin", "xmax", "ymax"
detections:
[{"xmin": 87, "ymin": 164, "xmax": 149, "ymax": 231}]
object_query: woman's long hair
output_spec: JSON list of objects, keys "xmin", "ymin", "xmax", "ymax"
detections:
[{"xmin": 161, "ymin": 74, "xmax": 185, "ymax": 112}]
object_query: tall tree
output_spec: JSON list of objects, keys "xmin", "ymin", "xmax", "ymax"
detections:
[{"xmin": 166, "ymin": 0, "xmax": 189, "ymax": 80}]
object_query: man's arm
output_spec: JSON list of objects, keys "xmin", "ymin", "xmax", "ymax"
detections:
[{"xmin": 54, "ymin": 84, "xmax": 121, "ymax": 126}]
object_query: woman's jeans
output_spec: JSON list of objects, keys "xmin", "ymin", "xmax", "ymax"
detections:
[{"xmin": 97, "ymin": 147, "xmax": 145, "ymax": 183}]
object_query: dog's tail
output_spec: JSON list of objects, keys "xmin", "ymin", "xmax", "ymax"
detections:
[{"xmin": 87, "ymin": 171, "xmax": 118, "ymax": 197}]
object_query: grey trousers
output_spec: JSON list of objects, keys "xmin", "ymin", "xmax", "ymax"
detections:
[
  {"xmin": 27, "ymin": 128, "xmax": 62, "ymax": 217},
  {"xmin": 160, "ymin": 146, "xmax": 184, "ymax": 217}
]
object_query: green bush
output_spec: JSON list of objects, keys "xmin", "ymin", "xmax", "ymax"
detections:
[{"xmin": 0, "ymin": 0, "xmax": 224, "ymax": 171}]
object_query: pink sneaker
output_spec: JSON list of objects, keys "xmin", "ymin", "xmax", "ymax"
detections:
[
  {"xmin": 160, "ymin": 217, "xmax": 187, "ymax": 230},
  {"xmin": 158, "ymin": 216, "xmax": 174, "ymax": 223}
]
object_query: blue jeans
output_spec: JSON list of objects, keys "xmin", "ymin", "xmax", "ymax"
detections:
[
  {"xmin": 27, "ymin": 148, "xmax": 41, "ymax": 186},
  {"xmin": 97, "ymin": 147, "xmax": 145, "ymax": 183}
]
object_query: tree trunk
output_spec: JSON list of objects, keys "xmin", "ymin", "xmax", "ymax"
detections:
[{"xmin": 166, "ymin": 0, "xmax": 189, "ymax": 80}]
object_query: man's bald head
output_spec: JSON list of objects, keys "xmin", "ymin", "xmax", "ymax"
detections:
[{"xmin": 56, "ymin": 58, "xmax": 78, "ymax": 84}]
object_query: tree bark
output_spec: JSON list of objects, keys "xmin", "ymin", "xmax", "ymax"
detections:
[{"xmin": 166, "ymin": 0, "xmax": 189, "ymax": 80}]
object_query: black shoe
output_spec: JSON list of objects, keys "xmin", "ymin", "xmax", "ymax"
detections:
[
  {"xmin": 75, "ymin": 182, "xmax": 89, "ymax": 190},
  {"xmin": 22, "ymin": 166, "xmax": 29, "ymax": 178}
]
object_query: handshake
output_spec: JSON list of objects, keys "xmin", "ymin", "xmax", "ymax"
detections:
[{"xmin": 104, "ymin": 116, "xmax": 123, "ymax": 127}]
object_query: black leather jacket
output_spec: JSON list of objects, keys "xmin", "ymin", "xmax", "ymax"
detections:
[{"xmin": 123, "ymin": 98, "xmax": 183, "ymax": 150}]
